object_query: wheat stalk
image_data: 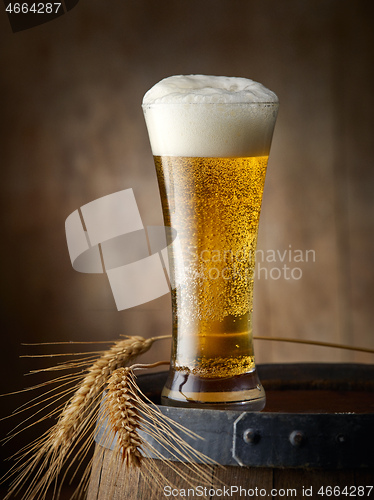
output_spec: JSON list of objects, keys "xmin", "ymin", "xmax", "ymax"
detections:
[
  {"xmin": 2, "ymin": 335, "xmax": 166, "ymax": 500},
  {"xmin": 3, "ymin": 332, "xmax": 373, "ymax": 499},
  {"xmin": 253, "ymin": 335, "xmax": 374, "ymax": 354},
  {"xmin": 95, "ymin": 364, "xmax": 217, "ymax": 499},
  {"xmin": 50, "ymin": 335, "xmax": 156, "ymax": 452}
]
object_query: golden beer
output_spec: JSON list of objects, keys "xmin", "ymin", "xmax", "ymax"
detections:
[{"xmin": 143, "ymin": 75, "xmax": 278, "ymax": 409}]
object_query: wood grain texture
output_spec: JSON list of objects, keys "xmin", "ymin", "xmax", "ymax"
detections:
[
  {"xmin": 0, "ymin": 0, "xmax": 373, "ymax": 367},
  {"xmin": 1, "ymin": 0, "xmax": 373, "ymax": 484},
  {"xmin": 88, "ymin": 450, "xmax": 373, "ymax": 500}
]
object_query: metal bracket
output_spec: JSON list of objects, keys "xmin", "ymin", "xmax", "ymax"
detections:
[{"xmin": 233, "ymin": 412, "xmax": 374, "ymax": 468}]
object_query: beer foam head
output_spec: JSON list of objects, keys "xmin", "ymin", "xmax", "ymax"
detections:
[
  {"xmin": 142, "ymin": 75, "xmax": 279, "ymax": 157},
  {"xmin": 143, "ymin": 75, "xmax": 278, "ymax": 105}
]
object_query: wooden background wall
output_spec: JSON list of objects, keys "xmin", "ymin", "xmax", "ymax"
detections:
[{"xmin": 0, "ymin": 0, "xmax": 373, "ymax": 478}]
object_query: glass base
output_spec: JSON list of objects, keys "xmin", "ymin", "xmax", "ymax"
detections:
[{"xmin": 161, "ymin": 368, "xmax": 266, "ymax": 411}]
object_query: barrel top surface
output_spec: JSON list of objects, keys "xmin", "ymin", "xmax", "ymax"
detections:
[
  {"xmin": 138, "ymin": 363, "xmax": 374, "ymax": 414},
  {"xmin": 95, "ymin": 363, "xmax": 374, "ymax": 469}
]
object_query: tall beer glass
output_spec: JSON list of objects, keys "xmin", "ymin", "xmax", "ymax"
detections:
[{"xmin": 142, "ymin": 75, "xmax": 278, "ymax": 410}]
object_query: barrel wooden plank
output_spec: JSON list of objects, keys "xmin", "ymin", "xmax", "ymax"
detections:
[
  {"xmin": 87, "ymin": 451, "xmax": 216, "ymax": 500},
  {"xmin": 87, "ymin": 445, "xmax": 142, "ymax": 500},
  {"xmin": 211, "ymin": 466, "xmax": 273, "ymax": 499},
  {"xmin": 272, "ymin": 469, "xmax": 356, "ymax": 499},
  {"xmin": 88, "ymin": 450, "xmax": 373, "ymax": 500},
  {"xmin": 354, "ymin": 470, "xmax": 374, "ymax": 493}
]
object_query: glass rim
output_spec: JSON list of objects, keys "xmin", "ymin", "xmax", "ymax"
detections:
[{"xmin": 141, "ymin": 101, "xmax": 279, "ymax": 108}]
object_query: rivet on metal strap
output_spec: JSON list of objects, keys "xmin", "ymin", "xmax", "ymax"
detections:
[
  {"xmin": 289, "ymin": 430, "xmax": 306, "ymax": 447},
  {"xmin": 243, "ymin": 428, "xmax": 260, "ymax": 444},
  {"xmin": 336, "ymin": 434, "xmax": 347, "ymax": 444}
]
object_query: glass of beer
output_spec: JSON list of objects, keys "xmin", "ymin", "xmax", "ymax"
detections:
[{"xmin": 142, "ymin": 75, "xmax": 278, "ymax": 410}]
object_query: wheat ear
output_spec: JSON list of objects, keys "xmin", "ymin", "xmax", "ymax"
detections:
[
  {"xmin": 105, "ymin": 367, "xmax": 143, "ymax": 468},
  {"xmin": 3, "ymin": 335, "xmax": 164, "ymax": 500},
  {"xmin": 95, "ymin": 365, "xmax": 218, "ymax": 499},
  {"xmin": 50, "ymin": 335, "xmax": 156, "ymax": 452}
]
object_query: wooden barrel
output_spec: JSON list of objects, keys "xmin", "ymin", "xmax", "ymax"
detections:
[{"xmin": 87, "ymin": 364, "xmax": 374, "ymax": 499}]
